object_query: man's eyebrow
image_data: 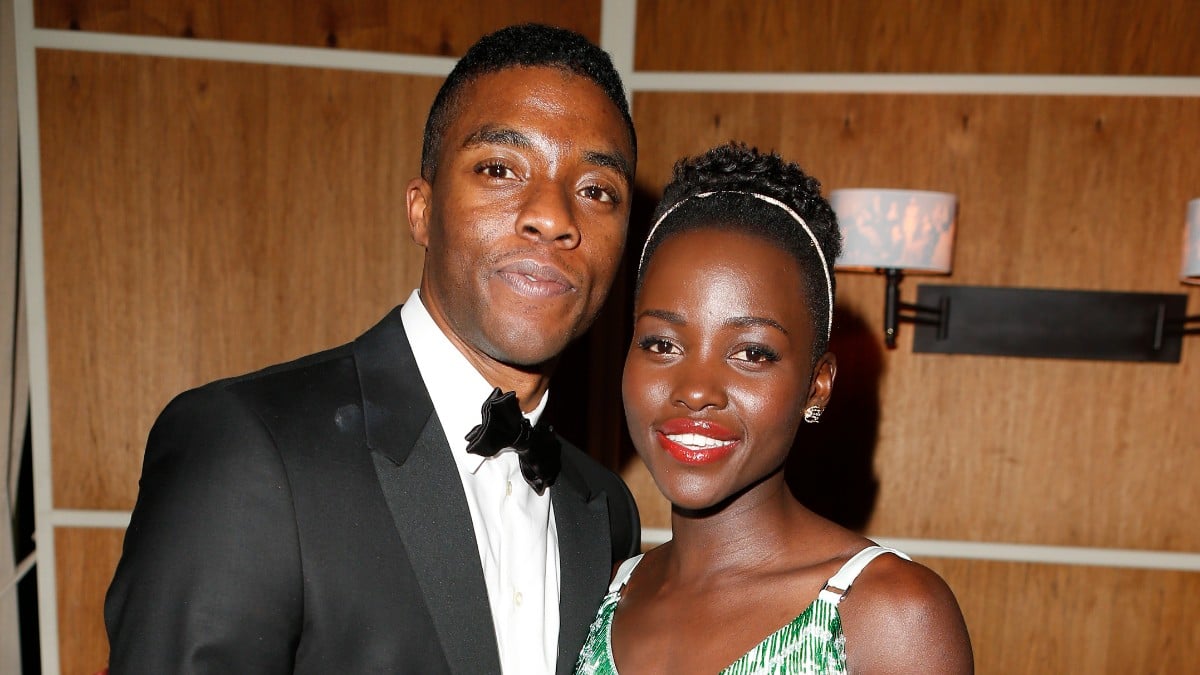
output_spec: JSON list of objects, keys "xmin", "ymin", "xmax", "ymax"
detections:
[
  {"xmin": 636, "ymin": 308, "xmax": 686, "ymax": 324},
  {"xmin": 461, "ymin": 126, "xmax": 533, "ymax": 149},
  {"xmin": 583, "ymin": 149, "xmax": 633, "ymax": 184},
  {"xmin": 726, "ymin": 315, "xmax": 789, "ymax": 335},
  {"xmin": 462, "ymin": 126, "xmax": 632, "ymax": 183}
]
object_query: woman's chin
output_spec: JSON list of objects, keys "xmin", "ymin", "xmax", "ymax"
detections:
[
  {"xmin": 659, "ymin": 470, "xmax": 783, "ymax": 520},
  {"xmin": 658, "ymin": 480, "xmax": 737, "ymax": 516}
]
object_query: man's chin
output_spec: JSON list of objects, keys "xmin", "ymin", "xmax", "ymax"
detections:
[
  {"xmin": 479, "ymin": 324, "xmax": 578, "ymax": 370},
  {"xmin": 486, "ymin": 340, "xmax": 570, "ymax": 371}
]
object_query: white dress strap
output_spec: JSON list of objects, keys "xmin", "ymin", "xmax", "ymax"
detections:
[
  {"xmin": 817, "ymin": 545, "xmax": 911, "ymax": 605},
  {"xmin": 608, "ymin": 553, "xmax": 645, "ymax": 593}
]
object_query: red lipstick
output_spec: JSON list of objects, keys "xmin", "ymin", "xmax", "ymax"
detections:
[{"xmin": 655, "ymin": 418, "xmax": 739, "ymax": 465}]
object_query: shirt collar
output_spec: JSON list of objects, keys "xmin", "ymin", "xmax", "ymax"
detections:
[{"xmin": 399, "ymin": 289, "xmax": 548, "ymax": 473}]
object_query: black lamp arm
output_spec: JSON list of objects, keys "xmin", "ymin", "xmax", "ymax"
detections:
[
  {"xmin": 882, "ymin": 268, "xmax": 950, "ymax": 348},
  {"xmin": 1166, "ymin": 314, "xmax": 1200, "ymax": 337}
]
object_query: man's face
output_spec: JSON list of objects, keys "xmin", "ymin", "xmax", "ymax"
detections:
[{"xmin": 408, "ymin": 66, "xmax": 634, "ymax": 368}]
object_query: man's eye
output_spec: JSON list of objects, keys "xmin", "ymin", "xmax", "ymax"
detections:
[
  {"xmin": 581, "ymin": 184, "xmax": 619, "ymax": 204},
  {"xmin": 477, "ymin": 162, "xmax": 516, "ymax": 179}
]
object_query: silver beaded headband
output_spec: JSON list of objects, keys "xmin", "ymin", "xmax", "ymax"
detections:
[{"xmin": 638, "ymin": 190, "xmax": 834, "ymax": 339}]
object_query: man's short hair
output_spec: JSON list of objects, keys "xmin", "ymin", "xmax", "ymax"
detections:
[{"xmin": 420, "ymin": 23, "xmax": 636, "ymax": 181}]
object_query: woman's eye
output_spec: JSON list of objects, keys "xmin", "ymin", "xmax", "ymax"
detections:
[
  {"xmin": 581, "ymin": 184, "xmax": 619, "ymax": 204},
  {"xmin": 476, "ymin": 162, "xmax": 517, "ymax": 179},
  {"xmin": 637, "ymin": 336, "xmax": 678, "ymax": 355},
  {"xmin": 732, "ymin": 346, "xmax": 780, "ymax": 363}
]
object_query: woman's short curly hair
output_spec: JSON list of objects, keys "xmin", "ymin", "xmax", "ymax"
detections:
[{"xmin": 638, "ymin": 142, "xmax": 843, "ymax": 358}]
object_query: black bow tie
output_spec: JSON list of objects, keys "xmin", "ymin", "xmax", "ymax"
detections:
[{"xmin": 465, "ymin": 388, "xmax": 561, "ymax": 495}]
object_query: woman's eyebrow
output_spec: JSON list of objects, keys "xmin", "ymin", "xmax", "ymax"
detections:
[
  {"xmin": 636, "ymin": 308, "xmax": 686, "ymax": 325},
  {"xmin": 725, "ymin": 315, "xmax": 788, "ymax": 335}
]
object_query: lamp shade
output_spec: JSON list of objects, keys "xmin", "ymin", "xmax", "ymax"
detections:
[
  {"xmin": 831, "ymin": 189, "xmax": 956, "ymax": 273},
  {"xmin": 1184, "ymin": 198, "xmax": 1200, "ymax": 284}
]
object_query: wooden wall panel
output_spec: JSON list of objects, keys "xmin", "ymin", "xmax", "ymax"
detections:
[
  {"xmin": 923, "ymin": 557, "xmax": 1200, "ymax": 674},
  {"xmin": 629, "ymin": 92, "xmax": 1200, "ymax": 551},
  {"xmin": 38, "ymin": 51, "xmax": 438, "ymax": 510},
  {"xmin": 635, "ymin": 0, "xmax": 1200, "ymax": 75},
  {"xmin": 34, "ymin": 0, "xmax": 601, "ymax": 55},
  {"xmin": 56, "ymin": 528, "xmax": 124, "ymax": 675}
]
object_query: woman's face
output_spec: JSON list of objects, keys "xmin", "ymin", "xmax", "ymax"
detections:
[{"xmin": 623, "ymin": 227, "xmax": 835, "ymax": 512}]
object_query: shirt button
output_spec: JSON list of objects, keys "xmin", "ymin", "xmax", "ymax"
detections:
[
  {"xmin": 506, "ymin": 480, "xmax": 512, "ymax": 497},
  {"xmin": 513, "ymin": 591, "xmax": 523, "ymax": 606}
]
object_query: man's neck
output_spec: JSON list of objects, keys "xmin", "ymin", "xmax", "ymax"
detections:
[
  {"xmin": 417, "ymin": 291, "xmax": 555, "ymax": 413},
  {"xmin": 463, "ymin": 351, "xmax": 554, "ymax": 414}
]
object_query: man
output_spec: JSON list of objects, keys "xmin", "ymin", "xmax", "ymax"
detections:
[{"xmin": 105, "ymin": 24, "xmax": 640, "ymax": 674}]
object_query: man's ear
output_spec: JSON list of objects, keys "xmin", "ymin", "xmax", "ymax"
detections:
[
  {"xmin": 406, "ymin": 176, "xmax": 433, "ymax": 248},
  {"xmin": 805, "ymin": 352, "xmax": 837, "ymax": 410}
]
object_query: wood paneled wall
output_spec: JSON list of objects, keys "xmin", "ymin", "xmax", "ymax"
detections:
[
  {"xmin": 926, "ymin": 557, "xmax": 1200, "ymax": 673},
  {"xmin": 25, "ymin": 0, "xmax": 1200, "ymax": 672},
  {"xmin": 34, "ymin": 0, "xmax": 601, "ymax": 54},
  {"xmin": 54, "ymin": 528, "xmax": 123, "ymax": 675},
  {"xmin": 635, "ymin": 0, "xmax": 1200, "ymax": 74},
  {"xmin": 39, "ymin": 51, "xmax": 438, "ymax": 511}
]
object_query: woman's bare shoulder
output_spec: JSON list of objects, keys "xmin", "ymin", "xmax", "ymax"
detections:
[{"xmin": 838, "ymin": 551, "xmax": 974, "ymax": 674}]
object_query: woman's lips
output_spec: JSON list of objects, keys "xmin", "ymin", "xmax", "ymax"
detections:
[
  {"xmin": 656, "ymin": 418, "xmax": 739, "ymax": 465},
  {"xmin": 495, "ymin": 259, "xmax": 576, "ymax": 298}
]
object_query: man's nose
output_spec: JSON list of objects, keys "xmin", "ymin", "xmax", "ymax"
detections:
[{"xmin": 517, "ymin": 183, "xmax": 581, "ymax": 248}]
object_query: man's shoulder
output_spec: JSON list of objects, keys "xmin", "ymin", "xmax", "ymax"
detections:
[
  {"xmin": 220, "ymin": 341, "xmax": 359, "ymax": 398},
  {"xmin": 147, "ymin": 341, "xmax": 362, "ymax": 447},
  {"xmin": 163, "ymin": 341, "xmax": 356, "ymax": 415},
  {"xmin": 168, "ymin": 303, "xmax": 410, "ymax": 421}
]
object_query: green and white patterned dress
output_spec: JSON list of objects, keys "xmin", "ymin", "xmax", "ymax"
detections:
[{"xmin": 574, "ymin": 545, "xmax": 909, "ymax": 675}]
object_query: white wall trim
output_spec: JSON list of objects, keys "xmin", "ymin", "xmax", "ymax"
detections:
[
  {"xmin": 50, "ymin": 515, "xmax": 1200, "ymax": 573},
  {"xmin": 0, "ymin": 552, "xmax": 36, "ymax": 600},
  {"xmin": 600, "ymin": 0, "xmax": 637, "ymax": 93},
  {"xmin": 628, "ymin": 72, "xmax": 1200, "ymax": 97},
  {"xmin": 32, "ymin": 28, "xmax": 457, "ymax": 76},
  {"xmin": 47, "ymin": 510, "xmax": 131, "ymax": 528},
  {"xmin": 871, "ymin": 537, "xmax": 1200, "ymax": 571},
  {"xmin": 640, "ymin": 528, "xmax": 1200, "ymax": 572},
  {"xmin": 13, "ymin": 0, "xmax": 60, "ymax": 672}
]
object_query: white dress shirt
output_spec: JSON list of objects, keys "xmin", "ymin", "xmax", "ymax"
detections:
[{"xmin": 400, "ymin": 289, "xmax": 560, "ymax": 675}]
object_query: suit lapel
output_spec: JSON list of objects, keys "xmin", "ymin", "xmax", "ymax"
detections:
[
  {"xmin": 552, "ymin": 458, "xmax": 611, "ymax": 675},
  {"xmin": 355, "ymin": 309, "xmax": 501, "ymax": 675}
]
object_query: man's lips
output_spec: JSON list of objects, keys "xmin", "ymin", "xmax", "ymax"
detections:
[
  {"xmin": 494, "ymin": 259, "xmax": 576, "ymax": 298},
  {"xmin": 656, "ymin": 418, "xmax": 740, "ymax": 464}
]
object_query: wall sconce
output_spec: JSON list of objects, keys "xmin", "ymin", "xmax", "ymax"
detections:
[
  {"xmin": 832, "ymin": 189, "xmax": 1197, "ymax": 363},
  {"xmin": 1178, "ymin": 198, "xmax": 1200, "ymax": 335},
  {"xmin": 830, "ymin": 189, "xmax": 956, "ymax": 348}
]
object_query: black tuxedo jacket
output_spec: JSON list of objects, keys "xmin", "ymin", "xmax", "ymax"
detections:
[{"xmin": 105, "ymin": 306, "xmax": 640, "ymax": 674}]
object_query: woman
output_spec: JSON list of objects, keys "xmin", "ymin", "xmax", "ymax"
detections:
[{"xmin": 576, "ymin": 143, "xmax": 972, "ymax": 674}]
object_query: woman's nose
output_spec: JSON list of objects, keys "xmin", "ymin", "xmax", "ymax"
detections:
[{"xmin": 672, "ymin": 361, "xmax": 728, "ymax": 412}]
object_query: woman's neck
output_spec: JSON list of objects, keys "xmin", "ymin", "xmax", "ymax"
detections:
[{"xmin": 664, "ymin": 476, "xmax": 806, "ymax": 583}]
